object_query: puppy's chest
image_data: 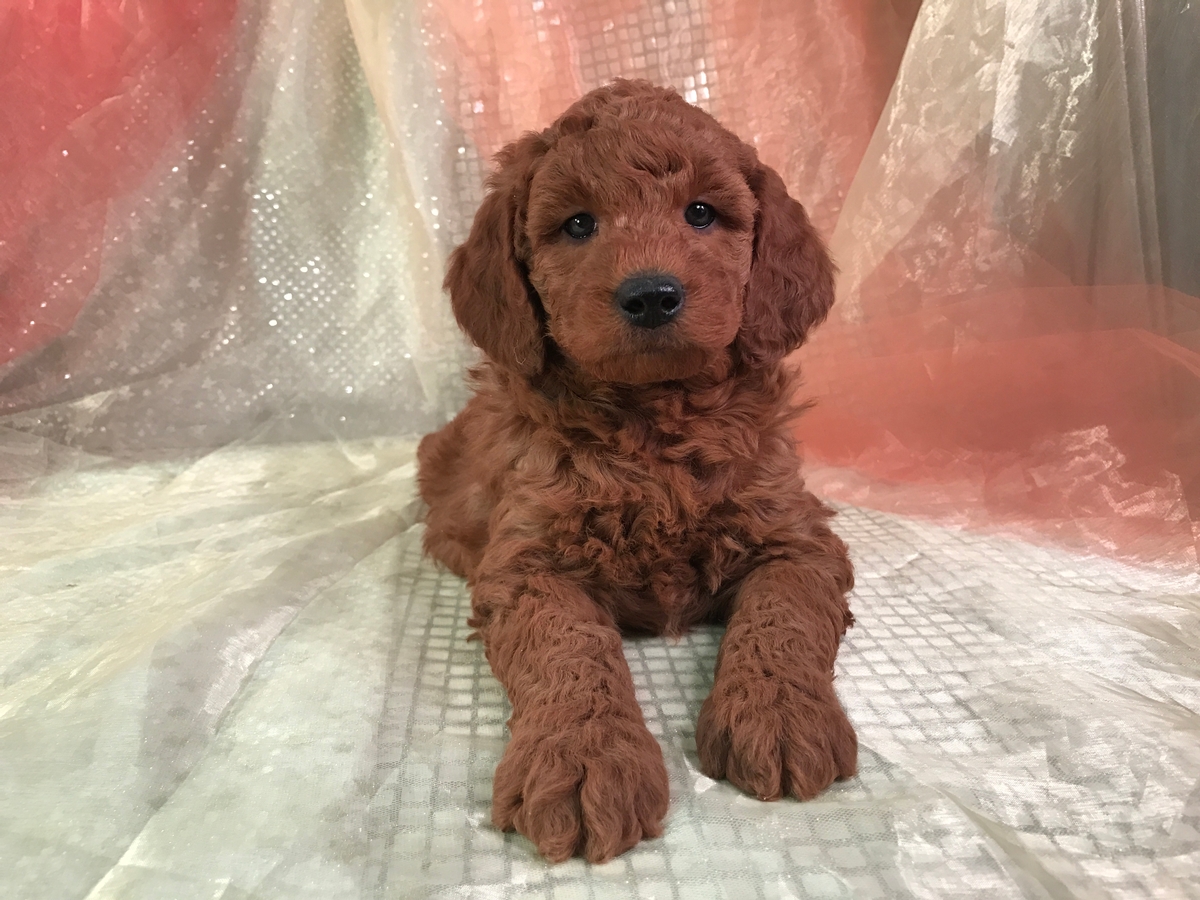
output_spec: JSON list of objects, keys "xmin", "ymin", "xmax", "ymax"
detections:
[{"xmin": 551, "ymin": 445, "xmax": 751, "ymax": 592}]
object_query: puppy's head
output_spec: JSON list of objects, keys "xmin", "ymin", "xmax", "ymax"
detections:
[{"xmin": 446, "ymin": 80, "xmax": 835, "ymax": 383}]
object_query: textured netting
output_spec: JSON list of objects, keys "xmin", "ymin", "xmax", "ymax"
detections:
[{"xmin": 2, "ymin": 1, "xmax": 1198, "ymax": 898}]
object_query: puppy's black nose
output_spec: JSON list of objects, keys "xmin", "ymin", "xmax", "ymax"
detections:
[{"xmin": 614, "ymin": 274, "xmax": 685, "ymax": 329}]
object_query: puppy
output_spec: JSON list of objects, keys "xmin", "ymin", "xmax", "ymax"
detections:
[{"xmin": 418, "ymin": 79, "xmax": 856, "ymax": 863}]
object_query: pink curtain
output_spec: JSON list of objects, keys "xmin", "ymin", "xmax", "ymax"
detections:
[
  {"xmin": 2, "ymin": 0, "xmax": 1197, "ymax": 569},
  {"xmin": 0, "ymin": 0, "xmax": 239, "ymax": 365}
]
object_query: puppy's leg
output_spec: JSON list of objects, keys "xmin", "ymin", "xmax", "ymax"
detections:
[
  {"xmin": 472, "ymin": 556, "xmax": 669, "ymax": 863},
  {"xmin": 418, "ymin": 411, "xmax": 490, "ymax": 579},
  {"xmin": 696, "ymin": 532, "xmax": 857, "ymax": 801}
]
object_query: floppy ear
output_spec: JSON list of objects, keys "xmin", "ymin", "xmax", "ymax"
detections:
[
  {"xmin": 445, "ymin": 134, "xmax": 547, "ymax": 375},
  {"xmin": 735, "ymin": 161, "xmax": 836, "ymax": 366}
]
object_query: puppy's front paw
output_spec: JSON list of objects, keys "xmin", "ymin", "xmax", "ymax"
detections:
[
  {"xmin": 492, "ymin": 712, "xmax": 669, "ymax": 863},
  {"xmin": 696, "ymin": 674, "xmax": 857, "ymax": 801}
]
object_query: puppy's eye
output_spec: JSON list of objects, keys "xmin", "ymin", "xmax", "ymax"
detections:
[
  {"xmin": 684, "ymin": 202, "xmax": 717, "ymax": 229},
  {"xmin": 562, "ymin": 213, "xmax": 597, "ymax": 240}
]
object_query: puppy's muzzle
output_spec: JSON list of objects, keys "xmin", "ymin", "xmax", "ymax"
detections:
[{"xmin": 614, "ymin": 273, "xmax": 684, "ymax": 330}]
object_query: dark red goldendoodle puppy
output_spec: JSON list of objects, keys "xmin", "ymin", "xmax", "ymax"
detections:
[{"xmin": 418, "ymin": 79, "xmax": 856, "ymax": 864}]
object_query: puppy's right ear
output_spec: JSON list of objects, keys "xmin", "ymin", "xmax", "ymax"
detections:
[{"xmin": 446, "ymin": 133, "xmax": 548, "ymax": 376}]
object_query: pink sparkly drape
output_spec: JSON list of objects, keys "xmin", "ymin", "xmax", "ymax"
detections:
[
  {"xmin": 2, "ymin": 0, "xmax": 1197, "ymax": 569},
  {"xmin": 0, "ymin": 0, "xmax": 239, "ymax": 365}
]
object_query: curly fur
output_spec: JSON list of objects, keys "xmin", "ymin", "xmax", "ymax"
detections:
[{"xmin": 418, "ymin": 80, "xmax": 856, "ymax": 864}]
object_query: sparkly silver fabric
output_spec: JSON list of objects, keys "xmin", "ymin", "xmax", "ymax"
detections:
[
  {"xmin": 0, "ymin": 0, "xmax": 471, "ymax": 456},
  {"xmin": 2, "ymin": 0, "xmax": 1199, "ymax": 897}
]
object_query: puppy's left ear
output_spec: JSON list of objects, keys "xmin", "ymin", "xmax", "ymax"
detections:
[{"xmin": 736, "ymin": 162, "xmax": 836, "ymax": 365}]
